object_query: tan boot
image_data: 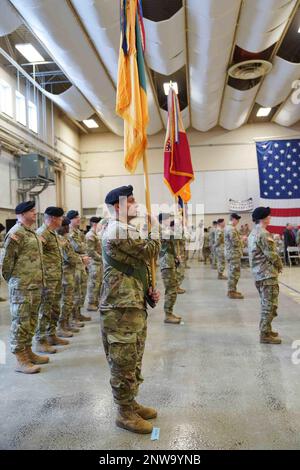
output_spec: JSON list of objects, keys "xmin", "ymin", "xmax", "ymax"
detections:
[
  {"xmin": 15, "ymin": 350, "xmax": 41, "ymax": 374},
  {"xmin": 57, "ymin": 322, "xmax": 73, "ymax": 338},
  {"xmin": 132, "ymin": 400, "xmax": 157, "ymax": 420},
  {"xmin": 164, "ymin": 314, "xmax": 181, "ymax": 324},
  {"xmin": 71, "ymin": 319, "xmax": 85, "ymax": 328},
  {"xmin": 87, "ymin": 304, "xmax": 98, "ymax": 311},
  {"xmin": 35, "ymin": 340, "xmax": 57, "ymax": 354},
  {"xmin": 227, "ymin": 291, "xmax": 244, "ymax": 299},
  {"xmin": 218, "ymin": 273, "xmax": 227, "ymax": 280},
  {"xmin": 79, "ymin": 313, "xmax": 91, "ymax": 322},
  {"xmin": 270, "ymin": 330, "xmax": 279, "ymax": 337},
  {"xmin": 116, "ymin": 405, "xmax": 153, "ymax": 434},
  {"xmin": 65, "ymin": 321, "xmax": 80, "ymax": 333},
  {"xmin": 26, "ymin": 346, "xmax": 49, "ymax": 364},
  {"xmin": 0, "ymin": 297, "xmax": 7, "ymax": 302},
  {"xmin": 47, "ymin": 335, "xmax": 69, "ymax": 346},
  {"xmin": 260, "ymin": 333, "xmax": 282, "ymax": 344},
  {"xmin": 177, "ymin": 287, "xmax": 186, "ymax": 294}
]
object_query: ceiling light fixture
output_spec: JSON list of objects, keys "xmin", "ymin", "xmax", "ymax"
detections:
[
  {"xmin": 256, "ymin": 107, "xmax": 271, "ymax": 117},
  {"xmin": 15, "ymin": 43, "xmax": 45, "ymax": 63},
  {"xmin": 163, "ymin": 81, "xmax": 178, "ymax": 96},
  {"xmin": 83, "ymin": 119, "xmax": 99, "ymax": 128}
]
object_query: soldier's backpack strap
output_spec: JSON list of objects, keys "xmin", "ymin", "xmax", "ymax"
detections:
[{"xmin": 102, "ymin": 251, "xmax": 155, "ymax": 308}]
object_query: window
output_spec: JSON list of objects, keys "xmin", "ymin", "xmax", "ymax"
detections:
[
  {"xmin": 15, "ymin": 91, "xmax": 26, "ymax": 126},
  {"xmin": 28, "ymin": 100, "xmax": 38, "ymax": 133},
  {"xmin": 0, "ymin": 79, "xmax": 13, "ymax": 116}
]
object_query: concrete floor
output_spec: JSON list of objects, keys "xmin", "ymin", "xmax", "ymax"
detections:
[{"xmin": 1, "ymin": 262, "xmax": 300, "ymax": 450}]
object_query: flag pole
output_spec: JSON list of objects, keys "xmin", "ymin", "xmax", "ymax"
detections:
[{"xmin": 143, "ymin": 150, "xmax": 156, "ymax": 287}]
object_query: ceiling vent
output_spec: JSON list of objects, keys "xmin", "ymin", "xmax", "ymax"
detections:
[{"xmin": 228, "ymin": 59, "xmax": 272, "ymax": 80}]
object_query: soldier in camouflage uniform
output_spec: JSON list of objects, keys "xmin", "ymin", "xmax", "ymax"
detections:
[
  {"xmin": 248, "ymin": 206, "xmax": 283, "ymax": 344},
  {"xmin": 209, "ymin": 221, "xmax": 217, "ymax": 268},
  {"xmin": 56, "ymin": 217, "xmax": 80, "ymax": 335},
  {"xmin": 86, "ymin": 216, "xmax": 103, "ymax": 311},
  {"xmin": 214, "ymin": 218, "xmax": 227, "ymax": 280},
  {"xmin": 176, "ymin": 233, "xmax": 186, "ymax": 294},
  {"xmin": 225, "ymin": 213, "xmax": 244, "ymax": 299},
  {"xmin": 159, "ymin": 214, "xmax": 181, "ymax": 324},
  {"xmin": 100, "ymin": 185, "xmax": 160, "ymax": 434},
  {"xmin": 67, "ymin": 210, "xmax": 91, "ymax": 323},
  {"xmin": 0, "ymin": 223, "xmax": 6, "ymax": 302},
  {"xmin": 2, "ymin": 201, "xmax": 47, "ymax": 373},
  {"xmin": 202, "ymin": 228, "xmax": 210, "ymax": 264},
  {"xmin": 35, "ymin": 207, "xmax": 68, "ymax": 353}
]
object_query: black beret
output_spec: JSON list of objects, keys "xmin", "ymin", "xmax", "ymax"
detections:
[
  {"xmin": 158, "ymin": 213, "xmax": 171, "ymax": 224},
  {"xmin": 61, "ymin": 217, "xmax": 70, "ymax": 227},
  {"xmin": 0, "ymin": 223, "xmax": 5, "ymax": 232},
  {"xmin": 252, "ymin": 206, "xmax": 271, "ymax": 222},
  {"xmin": 217, "ymin": 218, "xmax": 224, "ymax": 224},
  {"xmin": 105, "ymin": 185, "xmax": 133, "ymax": 205},
  {"xmin": 15, "ymin": 200, "xmax": 35, "ymax": 214},
  {"xmin": 230, "ymin": 213, "xmax": 241, "ymax": 220},
  {"xmin": 45, "ymin": 206, "xmax": 64, "ymax": 217},
  {"xmin": 90, "ymin": 216, "xmax": 101, "ymax": 224},
  {"xmin": 212, "ymin": 220, "xmax": 218, "ymax": 225},
  {"xmin": 66, "ymin": 210, "xmax": 79, "ymax": 220}
]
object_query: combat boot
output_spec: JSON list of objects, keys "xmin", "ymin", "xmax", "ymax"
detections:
[
  {"xmin": 26, "ymin": 346, "xmax": 49, "ymax": 364},
  {"xmin": 71, "ymin": 319, "xmax": 85, "ymax": 328},
  {"xmin": 218, "ymin": 273, "xmax": 227, "ymax": 280},
  {"xmin": 15, "ymin": 351, "xmax": 41, "ymax": 374},
  {"xmin": 116, "ymin": 405, "xmax": 153, "ymax": 434},
  {"xmin": 79, "ymin": 313, "xmax": 91, "ymax": 322},
  {"xmin": 65, "ymin": 321, "xmax": 80, "ymax": 333},
  {"xmin": 164, "ymin": 314, "xmax": 181, "ymax": 324},
  {"xmin": 177, "ymin": 287, "xmax": 186, "ymax": 294},
  {"xmin": 87, "ymin": 304, "xmax": 98, "ymax": 311},
  {"xmin": 57, "ymin": 322, "xmax": 73, "ymax": 338},
  {"xmin": 270, "ymin": 330, "xmax": 279, "ymax": 337},
  {"xmin": 227, "ymin": 291, "xmax": 244, "ymax": 299},
  {"xmin": 0, "ymin": 297, "xmax": 7, "ymax": 302},
  {"xmin": 132, "ymin": 400, "xmax": 157, "ymax": 420},
  {"xmin": 260, "ymin": 333, "xmax": 282, "ymax": 344},
  {"xmin": 35, "ymin": 340, "xmax": 57, "ymax": 354},
  {"xmin": 47, "ymin": 335, "xmax": 69, "ymax": 346}
]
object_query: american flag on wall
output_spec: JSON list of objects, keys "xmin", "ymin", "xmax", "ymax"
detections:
[{"xmin": 256, "ymin": 139, "xmax": 300, "ymax": 235}]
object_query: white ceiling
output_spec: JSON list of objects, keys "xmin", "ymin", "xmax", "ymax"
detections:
[{"xmin": 1, "ymin": 0, "xmax": 300, "ymax": 133}]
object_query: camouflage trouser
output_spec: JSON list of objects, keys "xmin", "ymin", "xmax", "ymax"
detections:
[
  {"xmin": 100, "ymin": 308, "xmax": 147, "ymax": 405},
  {"xmin": 216, "ymin": 247, "xmax": 225, "ymax": 275},
  {"xmin": 202, "ymin": 247, "xmax": 210, "ymax": 264},
  {"xmin": 210, "ymin": 247, "xmax": 217, "ymax": 268},
  {"xmin": 74, "ymin": 265, "xmax": 88, "ymax": 316},
  {"xmin": 255, "ymin": 278, "xmax": 279, "ymax": 335},
  {"xmin": 87, "ymin": 262, "xmax": 103, "ymax": 306},
  {"xmin": 36, "ymin": 279, "xmax": 62, "ymax": 340},
  {"xmin": 227, "ymin": 258, "xmax": 241, "ymax": 291},
  {"xmin": 176, "ymin": 263, "xmax": 185, "ymax": 286},
  {"xmin": 161, "ymin": 268, "xmax": 178, "ymax": 316},
  {"xmin": 60, "ymin": 271, "xmax": 75, "ymax": 323},
  {"xmin": 9, "ymin": 288, "xmax": 42, "ymax": 353}
]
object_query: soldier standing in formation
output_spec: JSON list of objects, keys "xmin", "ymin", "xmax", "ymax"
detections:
[
  {"xmin": 214, "ymin": 218, "xmax": 227, "ymax": 280},
  {"xmin": 159, "ymin": 213, "xmax": 182, "ymax": 325},
  {"xmin": 202, "ymin": 228, "xmax": 210, "ymax": 264},
  {"xmin": 85, "ymin": 216, "xmax": 103, "ymax": 312},
  {"xmin": 2, "ymin": 201, "xmax": 46, "ymax": 373},
  {"xmin": 225, "ymin": 213, "xmax": 244, "ymax": 299},
  {"xmin": 209, "ymin": 221, "xmax": 217, "ymax": 268},
  {"xmin": 100, "ymin": 185, "xmax": 160, "ymax": 434},
  {"xmin": 0, "ymin": 223, "xmax": 6, "ymax": 302},
  {"xmin": 67, "ymin": 210, "xmax": 91, "ymax": 323},
  {"xmin": 248, "ymin": 207, "xmax": 283, "ymax": 344},
  {"xmin": 35, "ymin": 207, "xmax": 67, "ymax": 354}
]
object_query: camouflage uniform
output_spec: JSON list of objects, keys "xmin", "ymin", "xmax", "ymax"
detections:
[
  {"xmin": 214, "ymin": 227, "xmax": 225, "ymax": 275},
  {"xmin": 248, "ymin": 225, "xmax": 283, "ymax": 335},
  {"xmin": 86, "ymin": 228, "xmax": 103, "ymax": 307},
  {"xmin": 69, "ymin": 227, "xmax": 88, "ymax": 312},
  {"xmin": 0, "ymin": 232, "xmax": 5, "ymax": 299},
  {"xmin": 2, "ymin": 222, "xmax": 44, "ymax": 353},
  {"xmin": 58, "ymin": 234, "xmax": 78, "ymax": 325},
  {"xmin": 159, "ymin": 228, "xmax": 178, "ymax": 317},
  {"xmin": 209, "ymin": 228, "xmax": 217, "ymax": 268},
  {"xmin": 225, "ymin": 223, "xmax": 243, "ymax": 292},
  {"xmin": 176, "ymin": 238, "xmax": 185, "ymax": 286},
  {"xmin": 35, "ymin": 224, "xmax": 63, "ymax": 341},
  {"xmin": 202, "ymin": 232, "xmax": 210, "ymax": 264},
  {"xmin": 100, "ymin": 219, "xmax": 160, "ymax": 405}
]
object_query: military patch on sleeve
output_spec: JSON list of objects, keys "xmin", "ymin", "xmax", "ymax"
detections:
[{"xmin": 9, "ymin": 233, "xmax": 20, "ymax": 243}]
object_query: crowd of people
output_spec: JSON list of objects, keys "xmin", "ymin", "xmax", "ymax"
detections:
[{"xmin": 0, "ymin": 184, "xmax": 297, "ymax": 434}]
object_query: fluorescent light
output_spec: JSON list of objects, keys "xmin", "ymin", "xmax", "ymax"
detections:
[
  {"xmin": 163, "ymin": 82, "xmax": 178, "ymax": 96},
  {"xmin": 83, "ymin": 119, "xmax": 99, "ymax": 128},
  {"xmin": 256, "ymin": 107, "xmax": 271, "ymax": 117},
  {"xmin": 15, "ymin": 43, "xmax": 44, "ymax": 63}
]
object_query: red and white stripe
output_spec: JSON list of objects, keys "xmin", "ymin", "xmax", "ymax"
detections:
[{"xmin": 261, "ymin": 198, "xmax": 300, "ymax": 234}]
